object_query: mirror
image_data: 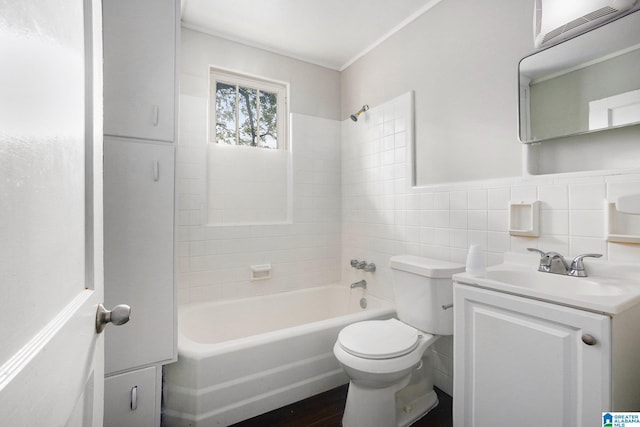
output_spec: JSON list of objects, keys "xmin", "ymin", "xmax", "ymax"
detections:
[{"xmin": 519, "ymin": 10, "xmax": 640, "ymax": 143}]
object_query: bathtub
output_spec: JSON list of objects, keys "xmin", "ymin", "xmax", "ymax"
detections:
[{"xmin": 162, "ymin": 285, "xmax": 395, "ymax": 427}]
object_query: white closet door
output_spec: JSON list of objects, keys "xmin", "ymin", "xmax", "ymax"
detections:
[
  {"xmin": 103, "ymin": 0, "xmax": 176, "ymax": 142},
  {"xmin": 104, "ymin": 138, "xmax": 176, "ymax": 374}
]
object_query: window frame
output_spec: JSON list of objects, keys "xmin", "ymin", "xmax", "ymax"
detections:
[{"xmin": 209, "ymin": 68, "xmax": 289, "ymax": 150}]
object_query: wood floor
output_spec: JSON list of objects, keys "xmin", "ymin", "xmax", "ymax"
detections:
[{"xmin": 231, "ymin": 385, "xmax": 452, "ymax": 427}]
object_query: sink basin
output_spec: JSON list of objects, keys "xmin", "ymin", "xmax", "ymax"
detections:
[
  {"xmin": 453, "ymin": 252, "xmax": 640, "ymax": 314},
  {"xmin": 482, "ymin": 270, "xmax": 625, "ymax": 296}
]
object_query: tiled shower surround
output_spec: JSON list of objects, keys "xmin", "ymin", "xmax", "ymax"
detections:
[
  {"xmin": 176, "ymin": 91, "xmax": 640, "ymax": 394},
  {"xmin": 176, "ymin": 95, "xmax": 342, "ymax": 303}
]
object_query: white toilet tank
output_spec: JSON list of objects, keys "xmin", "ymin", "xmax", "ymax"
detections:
[{"xmin": 389, "ymin": 255, "xmax": 465, "ymax": 335}]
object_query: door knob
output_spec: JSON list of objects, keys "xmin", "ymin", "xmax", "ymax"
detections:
[
  {"xmin": 96, "ymin": 303, "xmax": 131, "ymax": 333},
  {"xmin": 581, "ymin": 334, "xmax": 597, "ymax": 346}
]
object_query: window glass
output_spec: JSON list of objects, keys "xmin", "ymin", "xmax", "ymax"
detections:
[
  {"xmin": 238, "ymin": 86, "xmax": 258, "ymax": 146},
  {"xmin": 259, "ymin": 90, "xmax": 277, "ymax": 149},
  {"xmin": 215, "ymin": 82, "xmax": 236, "ymax": 145},
  {"xmin": 210, "ymin": 69, "xmax": 287, "ymax": 150}
]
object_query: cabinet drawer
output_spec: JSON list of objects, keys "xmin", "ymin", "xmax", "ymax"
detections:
[{"xmin": 105, "ymin": 366, "xmax": 160, "ymax": 427}]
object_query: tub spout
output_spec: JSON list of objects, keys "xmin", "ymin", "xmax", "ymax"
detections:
[{"xmin": 350, "ymin": 280, "xmax": 367, "ymax": 289}]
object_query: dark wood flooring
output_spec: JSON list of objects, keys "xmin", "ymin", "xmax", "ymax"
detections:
[{"xmin": 231, "ymin": 385, "xmax": 452, "ymax": 427}]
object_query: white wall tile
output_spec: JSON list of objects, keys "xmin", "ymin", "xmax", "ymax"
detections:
[
  {"xmin": 468, "ymin": 189, "xmax": 488, "ymax": 210},
  {"xmin": 468, "ymin": 210, "xmax": 488, "ymax": 231},
  {"xmin": 450, "ymin": 210, "xmax": 468, "ymax": 229},
  {"xmin": 510, "ymin": 236, "xmax": 537, "ymax": 253},
  {"xmin": 569, "ymin": 237, "xmax": 607, "ymax": 258},
  {"xmin": 487, "ymin": 210, "xmax": 508, "ymax": 232},
  {"xmin": 419, "ymin": 192, "xmax": 434, "ymax": 210},
  {"xmin": 540, "ymin": 210, "xmax": 569, "ymax": 235},
  {"xmin": 450, "ymin": 229, "xmax": 468, "ymax": 249},
  {"xmin": 511, "ymin": 185, "xmax": 537, "ymax": 201},
  {"xmin": 569, "ymin": 182, "xmax": 605, "ymax": 210},
  {"xmin": 434, "ymin": 192, "xmax": 450, "ymax": 210},
  {"xmin": 570, "ymin": 211, "xmax": 604, "ymax": 237},
  {"xmin": 608, "ymin": 242, "xmax": 640, "ymax": 262},
  {"xmin": 467, "ymin": 230, "xmax": 488, "ymax": 250},
  {"xmin": 538, "ymin": 184, "xmax": 569, "ymax": 210},
  {"xmin": 538, "ymin": 235, "xmax": 569, "ymax": 255},
  {"xmin": 487, "ymin": 231, "xmax": 509, "ymax": 253},
  {"xmin": 488, "ymin": 188, "xmax": 510, "ymax": 210},
  {"xmin": 450, "ymin": 191, "xmax": 468, "ymax": 210},
  {"xmin": 434, "ymin": 228, "xmax": 450, "ymax": 247},
  {"xmin": 434, "ymin": 210, "xmax": 450, "ymax": 228}
]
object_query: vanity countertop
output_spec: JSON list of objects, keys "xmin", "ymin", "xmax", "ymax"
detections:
[{"xmin": 453, "ymin": 252, "xmax": 640, "ymax": 315}]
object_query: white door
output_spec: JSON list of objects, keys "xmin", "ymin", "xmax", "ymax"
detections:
[{"xmin": 0, "ymin": 0, "xmax": 109, "ymax": 425}]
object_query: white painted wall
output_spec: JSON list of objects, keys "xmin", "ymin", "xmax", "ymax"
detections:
[
  {"xmin": 181, "ymin": 28, "xmax": 341, "ymax": 121},
  {"xmin": 341, "ymin": 0, "xmax": 531, "ymax": 185}
]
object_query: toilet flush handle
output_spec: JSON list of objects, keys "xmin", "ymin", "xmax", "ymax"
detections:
[{"xmin": 442, "ymin": 303, "xmax": 453, "ymax": 310}]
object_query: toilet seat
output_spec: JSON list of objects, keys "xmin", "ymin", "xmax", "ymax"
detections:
[{"xmin": 338, "ymin": 319, "xmax": 420, "ymax": 359}]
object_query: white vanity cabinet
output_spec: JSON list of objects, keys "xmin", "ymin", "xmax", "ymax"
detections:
[
  {"xmin": 454, "ymin": 283, "xmax": 640, "ymax": 427},
  {"xmin": 103, "ymin": 0, "xmax": 178, "ymax": 142}
]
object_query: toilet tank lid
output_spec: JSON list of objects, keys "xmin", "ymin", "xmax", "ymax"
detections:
[{"xmin": 389, "ymin": 255, "xmax": 465, "ymax": 278}]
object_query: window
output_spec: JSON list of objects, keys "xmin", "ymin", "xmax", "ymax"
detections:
[
  {"xmin": 207, "ymin": 68, "xmax": 291, "ymax": 226},
  {"xmin": 210, "ymin": 68, "xmax": 287, "ymax": 149}
]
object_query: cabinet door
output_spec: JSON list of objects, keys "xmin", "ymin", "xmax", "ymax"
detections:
[
  {"xmin": 453, "ymin": 284, "xmax": 610, "ymax": 427},
  {"xmin": 104, "ymin": 138, "xmax": 175, "ymax": 374},
  {"xmin": 103, "ymin": 0, "xmax": 176, "ymax": 142},
  {"xmin": 104, "ymin": 366, "xmax": 160, "ymax": 427}
]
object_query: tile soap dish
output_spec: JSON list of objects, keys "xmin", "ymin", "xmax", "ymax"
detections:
[
  {"xmin": 606, "ymin": 194, "xmax": 640, "ymax": 244},
  {"xmin": 508, "ymin": 201, "xmax": 539, "ymax": 237}
]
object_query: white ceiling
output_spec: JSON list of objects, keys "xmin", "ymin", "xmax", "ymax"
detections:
[{"xmin": 180, "ymin": 0, "xmax": 441, "ymax": 71}]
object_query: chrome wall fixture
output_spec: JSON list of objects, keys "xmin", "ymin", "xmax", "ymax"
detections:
[
  {"xmin": 350, "ymin": 105, "xmax": 369, "ymax": 122},
  {"xmin": 350, "ymin": 259, "xmax": 376, "ymax": 273}
]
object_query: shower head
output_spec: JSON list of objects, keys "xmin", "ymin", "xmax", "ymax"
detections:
[{"xmin": 350, "ymin": 104, "xmax": 369, "ymax": 122}]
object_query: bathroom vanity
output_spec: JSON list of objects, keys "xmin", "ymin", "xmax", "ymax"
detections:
[{"xmin": 452, "ymin": 253, "xmax": 640, "ymax": 427}]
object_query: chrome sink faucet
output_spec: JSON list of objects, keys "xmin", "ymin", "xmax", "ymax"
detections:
[
  {"xmin": 527, "ymin": 248, "xmax": 569, "ymax": 274},
  {"xmin": 568, "ymin": 253, "xmax": 603, "ymax": 277},
  {"xmin": 527, "ymin": 248, "xmax": 602, "ymax": 277}
]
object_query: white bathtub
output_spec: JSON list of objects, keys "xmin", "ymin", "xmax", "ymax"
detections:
[{"xmin": 162, "ymin": 285, "xmax": 395, "ymax": 427}]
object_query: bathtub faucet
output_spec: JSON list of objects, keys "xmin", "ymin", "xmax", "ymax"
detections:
[{"xmin": 350, "ymin": 280, "xmax": 367, "ymax": 289}]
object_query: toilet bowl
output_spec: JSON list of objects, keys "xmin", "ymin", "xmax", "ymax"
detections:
[
  {"xmin": 334, "ymin": 319, "xmax": 439, "ymax": 427},
  {"xmin": 334, "ymin": 255, "xmax": 464, "ymax": 427}
]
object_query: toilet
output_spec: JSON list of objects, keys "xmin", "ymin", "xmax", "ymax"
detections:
[{"xmin": 333, "ymin": 255, "xmax": 464, "ymax": 427}]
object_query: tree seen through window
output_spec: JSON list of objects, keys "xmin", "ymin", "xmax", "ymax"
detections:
[{"xmin": 215, "ymin": 82, "xmax": 278, "ymax": 148}]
